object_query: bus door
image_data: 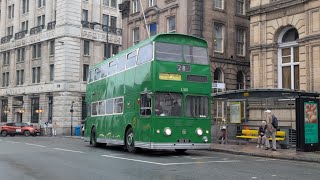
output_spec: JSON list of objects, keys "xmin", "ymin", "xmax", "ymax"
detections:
[{"xmin": 139, "ymin": 93, "xmax": 152, "ymax": 142}]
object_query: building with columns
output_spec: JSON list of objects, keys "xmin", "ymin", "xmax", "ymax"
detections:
[
  {"xmin": 119, "ymin": 0, "xmax": 250, "ymax": 121},
  {"xmin": 248, "ymin": 0, "xmax": 320, "ymax": 129},
  {"xmin": 0, "ymin": 0, "xmax": 122, "ymax": 135}
]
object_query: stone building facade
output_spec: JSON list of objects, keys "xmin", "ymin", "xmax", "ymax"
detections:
[
  {"xmin": 0, "ymin": 0, "xmax": 122, "ymax": 135},
  {"xmin": 119, "ymin": 0, "xmax": 250, "ymax": 121},
  {"xmin": 248, "ymin": 0, "xmax": 320, "ymax": 127}
]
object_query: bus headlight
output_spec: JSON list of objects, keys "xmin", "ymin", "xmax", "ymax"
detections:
[
  {"xmin": 203, "ymin": 136, "xmax": 208, "ymax": 143},
  {"xmin": 164, "ymin": 128, "xmax": 172, "ymax": 136},
  {"xmin": 196, "ymin": 128, "xmax": 203, "ymax": 136}
]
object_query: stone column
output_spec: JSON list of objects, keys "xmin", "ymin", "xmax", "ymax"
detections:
[
  {"xmin": 14, "ymin": 0, "xmax": 21, "ymax": 33},
  {"xmin": 29, "ymin": 0, "xmax": 36, "ymax": 28},
  {"xmin": 92, "ymin": 0, "xmax": 101, "ymax": 23},
  {"xmin": 45, "ymin": 0, "xmax": 53, "ymax": 24},
  {"xmin": 22, "ymin": 95, "xmax": 30, "ymax": 124},
  {"xmin": 7, "ymin": 96, "xmax": 13, "ymax": 122},
  {"xmin": 0, "ymin": 0, "xmax": 7, "ymax": 37}
]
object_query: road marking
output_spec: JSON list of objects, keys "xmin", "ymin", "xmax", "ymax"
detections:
[
  {"xmin": 251, "ymin": 177, "xmax": 257, "ymax": 179},
  {"xmin": 272, "ymin": 175, "xmax": 277, "ymax": 177},
  {"xmin": 101, "ymin": 155, "xmax": 166, "ymax": 165},
  {"xmin": 101, "ymin": 155, "xmax": 240, "ymax": 166},
  {"xmin": 25, "ymin": 143, "xmax": 46, "ymax": 148},
  {"xmin": 256, "ymin": 158, "xmax": 277, "ymax": 161},
  {"xmin": 5, "ymin": 141, "xmax": 21, "ymax": 144},
  {"xmin": 185, "ymin": 156, "xmax": 220, "ymax": 160},
  {"xmin": 0, "ymin": 139, "xmax": 3, "ymax": 141},
  {"xmin": 163, "ymin": 160, "xmax": 240, "ymax": 166},
  {"xmin": 54, "ymin": 148, "xmax": 84, "ymax": 153}
]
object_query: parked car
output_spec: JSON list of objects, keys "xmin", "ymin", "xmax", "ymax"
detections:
[{"xmin": 0, "ymin": 123, "xmax": 40, "ymax": 137}]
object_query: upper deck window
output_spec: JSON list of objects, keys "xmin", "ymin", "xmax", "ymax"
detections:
[
  {"xmin": 137, "ymin": 43, "xmax": 153, "ymax": 65},
  {"xmin": 155, "ymin": 42, "xmax": 209, "ymax": 65}
]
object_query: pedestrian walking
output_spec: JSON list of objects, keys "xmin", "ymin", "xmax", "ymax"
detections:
[
  {"xmin": 257, "ymin": 121, "xmax": 267, "ymax": 148},
  {"xmin": 52, "ymin": 122, "xmax": 58, "ymax": 136},
  {"xmin": 264, "ymin": 110, "xmax": 277, "ymax": 151}
]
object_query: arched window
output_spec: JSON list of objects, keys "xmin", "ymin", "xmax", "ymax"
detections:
[
  {"xmin": 278, "ymin": 28, "xmax": 299, "ymax": 89},
  {"xmin": 236, "ymin": 71, "xmax": 245, "ymax": 89},
  {"xmin": 213, "ymin": 68, "xmax": 225, "ymax": 92}
]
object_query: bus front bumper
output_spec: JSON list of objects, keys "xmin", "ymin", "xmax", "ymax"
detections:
[{"xmin": 136, "ymin": 142, "xmax": 210, "ymax": 150}]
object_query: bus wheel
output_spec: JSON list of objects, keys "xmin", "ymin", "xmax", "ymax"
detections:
[
  {"xmin": 125, "ymin": 128, "xmax": 136, "ymax": 153},
  {"xmin": 90, "ymin": 128, "xmax": 105, "ymax": 148},
  {"xmin": 175, "ymin": 149, "xmax": 187, "ymax": 153}
]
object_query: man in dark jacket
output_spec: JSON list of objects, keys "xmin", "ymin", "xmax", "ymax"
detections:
[{"xmin": 257, "ymin": 121, "xmax": 267, "ymax": 148}]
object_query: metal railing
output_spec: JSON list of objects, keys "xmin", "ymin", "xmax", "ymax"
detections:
[
  {"xmin": 1, "ymin": 35, "xmax": 13, "ymax": 44},
  {"xmin": 15, "ymin": 30, "xmax": 28, "ymax": 40},
  {"xmin": 81, "ymin": 21, "xmax": 95, "ymax": 29},
  {"xmin": 30, "ymin": 25, "xmax": 45, "ymax": 35},
  {"xmin": 47, "ymin": 21, "xmax": 56, "ymax": 30},
  {"xmin": 102, "ymin": 25, "xmax": 122, "ymax": 36}
]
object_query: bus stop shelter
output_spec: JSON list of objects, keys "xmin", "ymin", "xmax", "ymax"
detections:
[{"xmin": 211, "ymin": 88, "xmax": 319, "ymax": 150}]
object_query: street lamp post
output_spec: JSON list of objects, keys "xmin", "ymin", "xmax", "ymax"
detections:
[{"xmin": 70, "ymin": 101, "xmax": 74, "ymax": 136}]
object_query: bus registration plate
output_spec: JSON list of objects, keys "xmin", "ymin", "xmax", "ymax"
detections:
[{"xmin": 177, "ymin": 64, "xmax": 191, "ymax": 72}]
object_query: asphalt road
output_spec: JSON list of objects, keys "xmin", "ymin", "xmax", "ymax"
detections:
[{"xmin": 0, "ymin": 136, "xmax": 319, "ymax": 180}]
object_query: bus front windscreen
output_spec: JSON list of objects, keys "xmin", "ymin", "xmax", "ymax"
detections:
[
  {"xmin": 185, "ymin": 96, "xmax": 208, "ymax": 118},
  {"xmin": 155, "ymin": 42, "xmax": 209, "ymax": 65},
  {"xmin": 155, "ymin": 92, "xmax": 182, "ymax": 117}
]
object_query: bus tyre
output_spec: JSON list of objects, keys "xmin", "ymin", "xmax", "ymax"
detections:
[
  {"xmin": 125, "ymin": 128, "xmax": 136, "ymax": 153},
  {"xmin": 90, "ymin": 128, "xmax": 105, "ymax": 148},
  {"xmin": 1, "ymin": 131, "xmax": 8, "ymax": 137},
  {"xmin": 175, "ymin": 149, "xmax": 187, "ymax": 153}
]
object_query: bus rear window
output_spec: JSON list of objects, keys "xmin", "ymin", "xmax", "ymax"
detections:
[
  {"xmin": 183, "ymin": 46, "xmax": 208, "ymax": 65},
  {"xmin": 155, "ymin": 42, "xmax": 183, "ymax": 62},
  {"xmin": 155, "ymin": 42, "xmax": 208, "ymax": 65}
]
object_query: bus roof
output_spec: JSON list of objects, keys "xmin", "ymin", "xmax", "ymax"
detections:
[{"xmin": 90, "ymin": 33, "xmax": 208, "ymax": 70}]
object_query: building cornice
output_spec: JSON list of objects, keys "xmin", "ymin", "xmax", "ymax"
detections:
[
  {"xmin": 247, "ymin": 0, "xmax": 310, "ymax": 16},
  {"xmin": 211, "ymin": 56, "xmax": 250, "ymax": 66}
]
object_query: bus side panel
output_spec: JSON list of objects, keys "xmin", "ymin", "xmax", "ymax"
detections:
[{"xmin": 134, "ymin": 62, "xmax": 153, "ymax": 143}]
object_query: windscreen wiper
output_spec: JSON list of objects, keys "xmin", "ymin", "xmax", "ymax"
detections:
[{"xmin": 191, "ymin": 111, "xmax": 199, "ymax": 120}]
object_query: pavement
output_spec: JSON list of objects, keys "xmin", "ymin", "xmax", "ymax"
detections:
[{"xmin": 210, "ymin": 142, "xmax": 320, "ymax": 163}]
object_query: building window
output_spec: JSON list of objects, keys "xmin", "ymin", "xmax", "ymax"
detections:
[
  {"xmin": 149, "ymin": 23, "xmax": 157, "ymax": 36},
  {"xmin": 16, "ymin": 48, "xmax": 25, "ymax": 63},
  {"xmin": 2, "ymin": 72, "xmax": 9, "ymax": 87},
  {"xmin": 82, "ymin": 9, "xmax": 88, "ymax": 22},
  {"xmin": 214, "ymin": 0, "xmax": 223, "ymax": 9},
  {"xmin": 213, "ymin": 68, "xmax": 225, "ymax": 93},
  {"xmin": 83, "ymin": 64, "xmax": 89, "ymax": 81},
  {"xmin": 37, "ymin": 15, "xmax": 45, "ymax": 26},
  {"xmin": 104, "ymin": 44, "xmax": 119, "ymax": 58},
  {"xmin": 50, "ymin": 64, "xmax": 54, "ymax": 81},
  {"xmin": 7, "ymin": 26, "xmax": 13, "ymax": 36},
  {"xmin": 103, "ymin": 0, "xmax": 109, "ymax": 6},
  {"xmin": 32, "ymin": 67, "xmax": 41, "ymax": 83},
  {"xmin": 167, "ymin": 16, "xmax": 176, "ymax": 33},
  {"xmin": 132, "ymin": 0, "xmax": 139, "ymax": 13},
  {"xmin": 48, "ymin": 96, "xmax": 53, "ymax": 123},
  {"xmin": 278, "ymin": 28, "xmax": 300, "ymax": 90},
  {"xmin": 1, "ymin": 100, "xmax": 8, "ymax": 122},
  {"xmin": 21, "ymin": 21, "xmax": 29, "ymax": 31},
  {"xmin": 8, "ymin": 5, "xmax": 14, "ymax": 19},
  {"xmin": 49, "ymin": 40, "xmax": 55, "ymax": 56},
  {"xmin": 110, "ymin": 16, "xmax": 117, "ymax": 28},
  {"xmin": 31, "ymin": 97, "xmax": 40, "ymax": 123},
  {"xmin": 214, "ymin": 23, "xmax": 224, "ymax": 53},
  {"xmin": 149, "ymin": 0, "xmax": 155, "ymax": 7},
  {"xmin": 81, "ymin": 96, "xmax": 87, "ymax": 120},
  {"xmin": 32, "ymin": 43, "xmax": 42, "ymax": 59},
  {"xmin": 236, "ymin": 0, "xmax": 245, "ymax": 15},
  {"xmin": 38, "ymin": 0, "xmax": 46, "ymax": 8},
  {"xmin": 3, "ymin": 52, "xmax": 10, "ymax": 65},
  {"xmin": 133, "ymin": 28, "xmax": 139, "ymax": 45},
  {"xmin": 84, "ymin": 40, "xmax": 90, "ymax": 56},
  {"xmin": 237, "ymin": 71, "xmax": 245, "ymax": 89},
  {"xmin": 236, "ymin": 28, "xmax": 246, "ymax": 56},
  {"xmin": 16, "ymin": 69, "xmax": 24, "ymax": 85},
  {"xmin": 111, "ymin": 0, "xmax": 117, "ymax": 8},
  {"xmin": 22, "ymin": 0, "xmax": 29, "ymax": 14},
  {"xmin": 102, "ymin": 14, "xmax": 109, "ymax": 25}
]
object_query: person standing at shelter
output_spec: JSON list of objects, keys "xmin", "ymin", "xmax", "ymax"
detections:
[
  {"xmin": 52, "ymin": 122, "xmax": 58, "ymax": 136},
  {"xmin": 257, "ymin": 121, "xmax": 267, "ymax": 148},
  {"xmin": 264, "ymin": 110, "xmax": 277, "ymax": 151}
]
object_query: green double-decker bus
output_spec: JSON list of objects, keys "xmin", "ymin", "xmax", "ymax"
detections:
[{"xmin": 84, "ymin": 33, "xmax": 211, "ymax": 153}]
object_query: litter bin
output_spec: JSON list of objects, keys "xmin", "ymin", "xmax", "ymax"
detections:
[{"xmin": 74, "ymin": 126, "xmax": 81, "ymax": 136}]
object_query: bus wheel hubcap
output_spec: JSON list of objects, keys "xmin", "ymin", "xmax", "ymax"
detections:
[{"xmin": 127, "ymin": 133, "xmax": 133, "ymax": 146}]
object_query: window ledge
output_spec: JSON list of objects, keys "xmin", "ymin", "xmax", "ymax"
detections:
[
  {"xmin": 49, "ymin": 54, "xmax": 55, "ymax": 57},
  {"xmin": 130, "ymin": 12, "xmax": 140, "ymax": 17},
  {"xmin": 235, "ymin": 13, "xmax": 248, "ymax": 19},
  {"xmin": 16, "ymin": 61, "xmax": 25, "ymax": 64},
  {"xmin": 83, "ymin": 54, "xmax": 90, "ymax": 57},
  {"xmin": 236, "ymin": 54, "xmax": 246, "ymax": 58},
  {"xmin": 32, "ymin": 58, "xmax": 41, "ymax": 60},
  {"xmin": 214, "ymin": 51, "xmax": 224, "ymax": 54},
  {"xmin": 212, "ymin": 7, "xmax": 226, "ymax": 13}
]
